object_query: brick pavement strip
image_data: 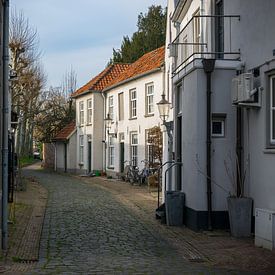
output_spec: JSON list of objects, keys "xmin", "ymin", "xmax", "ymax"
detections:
[
  {"xmin": 8, "ymin": 163, "xmax": 274, "ymax": 274},
  {"xmin": 1, "ymin": 172, "xmax": 48, "ymax": 274}
]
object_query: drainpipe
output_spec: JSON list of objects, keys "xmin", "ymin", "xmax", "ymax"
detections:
[
  {"xmin": 202, "ymin": 58, "xmax": 215, "ymax": 231},
  {"xmin": 236, "ymin": 107, "xmax": 242, "ymax": 197},
  {"xmin": 2, "ymin": 0, "xmax": 10, "ymax": 250},
  {"xmin": 101, "ymin": 92, "xmax": 106, "ymax": 172}
]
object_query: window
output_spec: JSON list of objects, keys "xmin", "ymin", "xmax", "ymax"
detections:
[
  {"xmin": 193, "ymin": 9, "xmax": 200, "ymax": 53},
  {"xmin": 211, "ymin": 114, "xmax": 226, "ymax": 137},
  {"xmin": 146, "ymin": 83, "xmax": 154, "ymax": 115},
  {"xmin": 79, "ymin": 135, "xmax": 84, "ymax": 163},
  {"xmin": 79, "ymin": 101, "xmax": 84, "ymax": 125},
  {"xmin": 109, "ymin": 96, "xmax": 114, "ymax": 120},
  {"xmin": 108, "ymin": 135, "xmax": 115, "ymax": 167},
  {"xmin": 130, "ymin": 89, "xmax": 137, "ymax": 118},
  {"xmin": 87, "ymin": 99, "xmax": 92, "ymax": 124},
  {"xmin": 270, "ymin": 76, "xmax": 275, "ymax": 144},
  {"xmin": 130, "ymin": 132, "xmax": 138, "ymax": 167},
  {"xmin": 176, "ymin": 84, "xmax": 183, "ymax": 115},
  {"xmin": 118, "ymin": 93, "xmax": 124, "ymax": 120}
]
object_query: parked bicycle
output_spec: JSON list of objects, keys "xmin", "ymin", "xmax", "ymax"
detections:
[{"xmin": 122, "ymin": 159, "xmax": 153, "ymax": 185}]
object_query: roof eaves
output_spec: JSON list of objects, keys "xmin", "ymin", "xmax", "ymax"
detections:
[
  {"xmin": 66, "ymin": 128, "xmax": 76, "ymax": 140},
  {"xmin": 71, "ymin": 89, "xmax": 93, "ymax": 99},
  {"xmin": 103, "ymin": 67, "xmax": 163, "ymax": 93}
]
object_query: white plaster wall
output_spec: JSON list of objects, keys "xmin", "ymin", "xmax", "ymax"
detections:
[
  {"xmin": 224, "ymin": 0, "xmax": 275, "ymax": 211},
  {"xmin": 105, "ymin": 71, "xmax": 163, "ymax": 174},
  {"xmin": 92, "ymin": 93, "xmax": 104, "ymax": 171},
  {"xmin": 67, "ymin": 131, "xmax": 77, "ymax": 172},
  {"xmin": 75, "ymin": 92, "xmax": 103, "ymax": 173},
  {"xmin": 167, "ymin": 0, "xmax": 275, "ymax": 213},
  {"xmin": 172, "ymin": 63, "xmax": 237, "ymax": 212},
  {"xmin": 55, "ymin": 142, "xmax": 65, "ymax": 171}
]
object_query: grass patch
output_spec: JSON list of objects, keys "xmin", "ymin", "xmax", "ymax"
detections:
[
  {"xmin": 19, "ymin": 156, "xmax": 36, "ymax": 167},
  {"xmin": 12, "ymin": 256, "xmax": 23, "ymax": 262}
]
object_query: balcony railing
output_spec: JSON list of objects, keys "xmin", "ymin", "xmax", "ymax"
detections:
[{"xmin": 170, "ymin": 15, "xmax": 241, "ymax": 75}]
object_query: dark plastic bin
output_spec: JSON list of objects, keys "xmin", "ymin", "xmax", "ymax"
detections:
[{"xmin": 165, "ymin": 191, "xmax": 185, "ymax": 226}]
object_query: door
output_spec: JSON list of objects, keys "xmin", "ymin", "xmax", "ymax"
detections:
[{"xmin": 120, "ymin": 142, "xmax": 125, "ymax": 173}]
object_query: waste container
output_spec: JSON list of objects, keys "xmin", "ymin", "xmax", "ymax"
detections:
[
  {"xmin": 95, "ymin": 170, "xmax": 101, "ymax": 176},
  {"xmin": 165, "ymin": 191, "xmax": 185, "ymax": 226}
]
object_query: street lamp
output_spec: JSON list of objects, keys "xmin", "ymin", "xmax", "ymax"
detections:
[
  {"xmin": 157, "ymin": 94, "xmax": 171, "ymax": 123},
  {"xmin": 157, "ymin": 94, "xmax": 173, "ymax": 136},
  {"xmin": 104, "ymin": 113, "xmax": 112, "ymax": 135}
]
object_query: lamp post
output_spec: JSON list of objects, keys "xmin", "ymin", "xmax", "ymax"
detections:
[{"xmin": 157, "ymin": 94, "xmax": 173, "ymax": 196}]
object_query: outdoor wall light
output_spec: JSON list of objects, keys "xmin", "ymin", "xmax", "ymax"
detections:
[
  {"xmin": 157, "ymin": 93, "xmax": 173, "ymax": 141},
  {"xmin": 157, "ymin": 94, "xmax": 171, "ymax": 124}
]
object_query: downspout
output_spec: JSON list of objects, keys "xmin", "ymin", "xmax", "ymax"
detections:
[
  {"xmin": 236, "ymin": 107, "xmax": 242, "ymax": 197},
  {"xmin": 202, "ymin": 58, "xmax": 215, "ymax": 231},
  {"xmin": 2, "ymin": 0, "xmax": 9, "ymax": 250},
  {"xmin": 101, "ymin": 92, "xmax": 106, "ymax": 172}
]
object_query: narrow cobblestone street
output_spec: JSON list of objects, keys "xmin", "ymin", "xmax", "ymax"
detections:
[{"xmin": 20, "ymin": 164, "xmax": 256, "ymax": 275}]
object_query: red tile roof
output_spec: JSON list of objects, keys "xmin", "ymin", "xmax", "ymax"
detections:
[
  {"xmin": 71, "ymin": 64, "xmax": 130, "ymax": 97},
  {"xmin": 104, "ymin": 46, "xmax": 165, "ymax": 91},
  {"xmin": 71, "ymin": 46, "xmax": 165, "ymax": 97},
  {"xmin": 53, "ymin": 121, "xmax": 76, "ymax": 141}
]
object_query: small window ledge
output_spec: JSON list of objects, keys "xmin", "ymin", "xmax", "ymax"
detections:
[
  {"xmin": 263, "ymin": 149, "xmax": 275, "ymax": 154},
  {"xmin": 129, "ymin": 117, "xmax": 137, "ymax": 120}
]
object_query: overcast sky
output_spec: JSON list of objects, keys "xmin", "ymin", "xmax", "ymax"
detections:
[{"xmin": 11, "ymin": 0, "xmax": 167, "ymax": 89}]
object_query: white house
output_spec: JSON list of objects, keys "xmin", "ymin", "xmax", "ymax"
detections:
[
  {"xmin": 71, "ymin": 64, "xmax": 129, "ymax": 174},
  {"xmin": 52, "ymin": 121, "xmax": 77, "ymax": 173},
  {"xmin": 102, "ymin": 47, "xmax": 165, "ymax": 177},
  {"xmin": 165, "ymin": 0, "xmax": 275, "ymax": 233}
]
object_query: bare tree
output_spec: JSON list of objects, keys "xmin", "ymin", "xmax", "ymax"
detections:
[
  {"xmin": 9, "ymin": 10, "xmax": 46, "ymax": 157},
  {"xmin": 61, "ymin": 66, "xmax": 77, "ymax": 99}
]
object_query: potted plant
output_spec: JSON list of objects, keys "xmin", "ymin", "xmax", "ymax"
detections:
[{"xmin": 224, "ymin": 153, "xmax": 253, "ymax": 238}]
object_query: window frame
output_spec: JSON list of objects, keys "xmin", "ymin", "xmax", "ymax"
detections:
[
  {"xmin": 145, "ymin": 83, "xmax": 154, "ymax": 115},
  {"xmin": 108, "ymin": 95, "xmax": 114, "ymax": 120},
  {"xmin": 87, "ymin": 99, "xmax": 92, "ymax": 125},
  {"xmin": 130, "ymin": 132, "xmax": 138, "ymax": 167},
  {"xmin": 118, "ymin": 92, "xmax": 124, "ymax": 121},
  {"xmin": 79, "ymin": 135, "xmax": 84, "ymax": 163},
  {"xmin": 129, "ymin": 88, "xmax": 137, "ymax": 119},
  {"xmin": 211, "ymin": 114, "xmax": 226, "ymax": 138},
  {"xmin": 108, "ymin": 135, "xmax": 115, "ymax": 168},
  {"xmin": 79, "ymin": 101, "xmax": 84, "ymax": 126},
  {"xmin": 270, "ymin": 75, "xmax": 275, "ymax": 145}
]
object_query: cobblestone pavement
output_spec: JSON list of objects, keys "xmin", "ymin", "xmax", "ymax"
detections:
[{"xmin": 23, "ymin": 165, "xmax": 254, "ymax": 275}]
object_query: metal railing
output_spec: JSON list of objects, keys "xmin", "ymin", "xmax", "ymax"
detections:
[{"xmin": 170, "ymin": 15, "xmax": 241, "ymax": 75}]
